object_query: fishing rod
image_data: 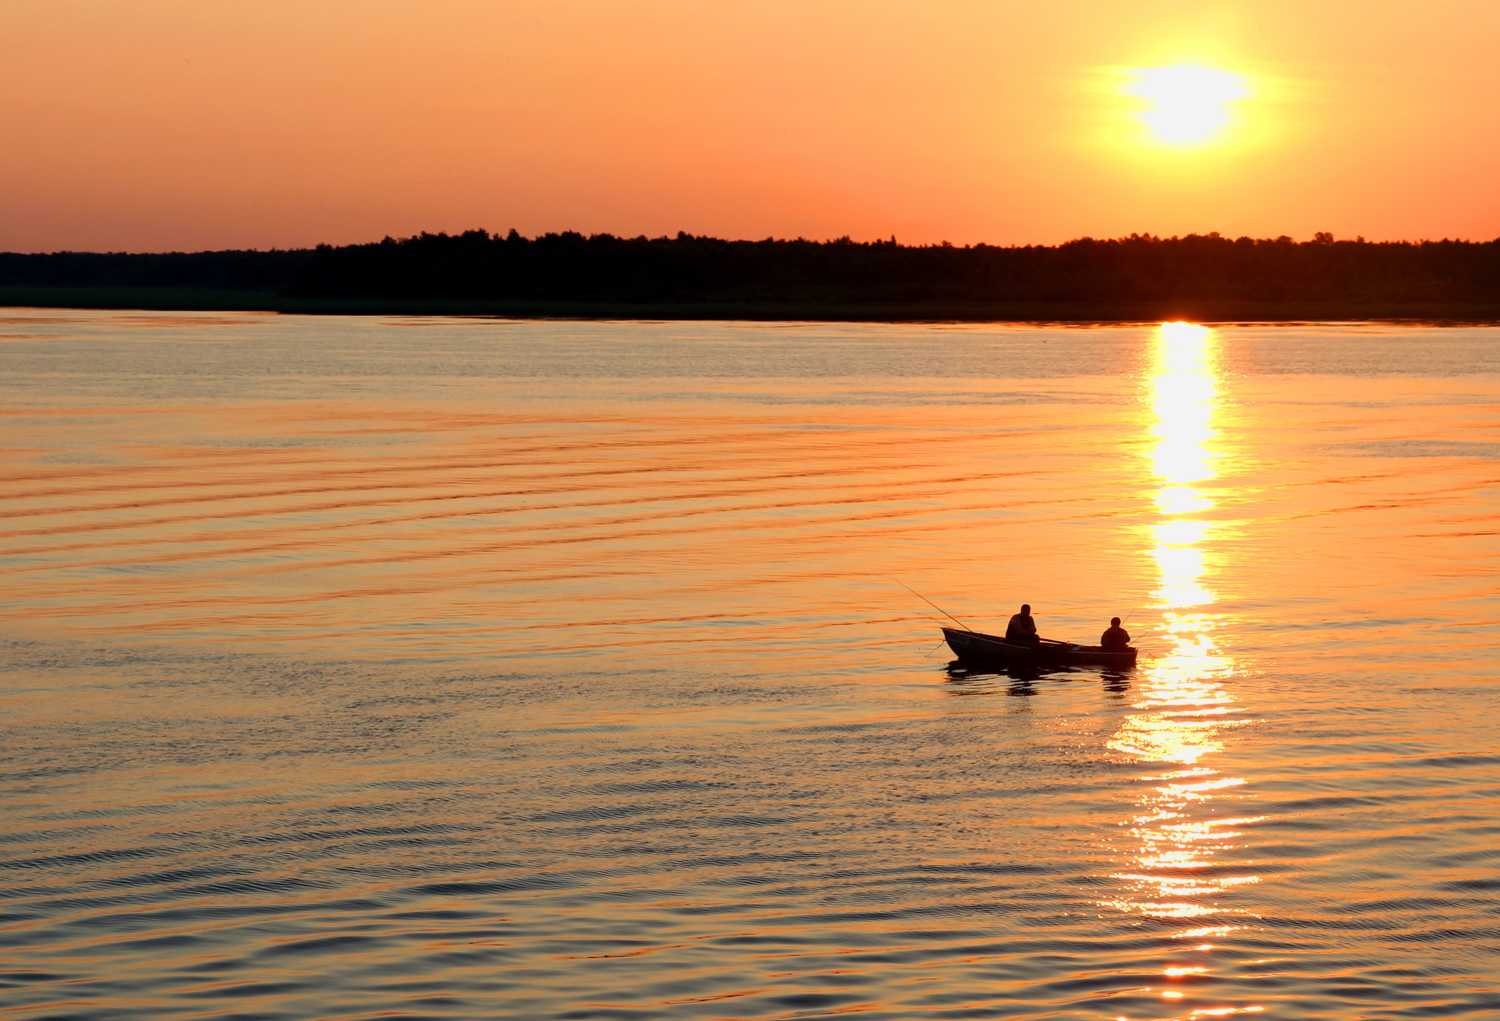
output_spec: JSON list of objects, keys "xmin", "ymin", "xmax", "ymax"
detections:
[{"xmin": 885, "ymin": 576, "xmax": 972, "ymax": 631}]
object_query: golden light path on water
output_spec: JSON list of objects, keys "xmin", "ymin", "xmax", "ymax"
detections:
[{"xmin": 1105, "ymin": 323, "xmax": 1264, "ymax": 1019}]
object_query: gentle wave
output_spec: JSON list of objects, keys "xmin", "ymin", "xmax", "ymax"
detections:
[{"xmin": 2, "ymin": 312, "xmax": 1499, "ymax": 1020}]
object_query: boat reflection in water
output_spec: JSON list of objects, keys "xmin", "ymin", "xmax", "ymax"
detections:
[{"xmin": 1103, "ymin": 323, "xmax": 1264, "ymax": 1017}]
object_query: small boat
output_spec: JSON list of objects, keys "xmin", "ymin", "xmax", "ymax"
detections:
[{"xmin": 941, "ymin": 626, "xmax": 1138, "ymax": 670}]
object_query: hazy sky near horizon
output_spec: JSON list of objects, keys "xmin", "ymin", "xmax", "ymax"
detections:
[{"xmin": 3, "ymin": 1, "xmax": 1498, "ymax": 253}]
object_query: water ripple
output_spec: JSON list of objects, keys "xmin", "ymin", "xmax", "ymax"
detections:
[{"xmin": 2, "ymin": 314, "xmax": 1499, "ymax": 1018}]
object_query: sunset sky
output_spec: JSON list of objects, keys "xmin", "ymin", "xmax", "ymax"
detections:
[{"xmin": 3, "ymin": 0, "xmax": 1498, "ymax": 253}]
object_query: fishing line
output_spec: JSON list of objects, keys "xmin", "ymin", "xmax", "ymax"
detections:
[
  {"xmin": 884, "ymin": 576, "xmax": 971, "ymax": 631},
  {"xmin": 906, "ymin": 609, "xmax": 952, "ymax": 628}
]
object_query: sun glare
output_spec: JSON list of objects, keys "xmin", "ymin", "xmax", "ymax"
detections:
[{"xmin": 1127, "ymin": 65, "xmax": 1249, "ymax": 146}]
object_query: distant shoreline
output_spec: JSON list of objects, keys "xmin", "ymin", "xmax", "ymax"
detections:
[
  {"xmin": 6, "ymin": 286, "xmax": 1500, "ymax": 324},
  {"xmin": 5, "ymin": 231, "xmax": 1500, "ymax": 323}
]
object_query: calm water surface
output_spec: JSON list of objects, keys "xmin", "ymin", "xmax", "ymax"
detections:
[{"xmin": 1, "ymin": 311, "xmax": 1497, "ymax": 1020}]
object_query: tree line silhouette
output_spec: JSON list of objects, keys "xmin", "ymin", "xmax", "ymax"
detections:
[
  {"xmin": 0, "ymin": 248, "xmax": 310, "ymax": 293},
  {"xmin": 5, "ymin": 230, "xmax": 1499, "ymax": 307}
]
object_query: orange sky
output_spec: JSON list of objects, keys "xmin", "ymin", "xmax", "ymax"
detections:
[{"xmin": 3, "ymin": 0, "xmax": 1498, "ymax": 252}]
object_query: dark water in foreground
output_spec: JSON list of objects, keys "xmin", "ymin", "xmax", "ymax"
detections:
[{"xmin": 2, "ymin": 311, "xmax": 1498, "ymax": 1020}]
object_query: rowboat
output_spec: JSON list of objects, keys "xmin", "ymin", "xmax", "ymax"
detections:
[{"xmin": 941, "ymin": 627, "xmax": 1137, "ymax": 669}]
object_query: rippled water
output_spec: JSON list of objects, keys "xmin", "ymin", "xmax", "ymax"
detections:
[{"xmin": 2, "ymin": 310, "xmax": 1498, "ymax": 1020}]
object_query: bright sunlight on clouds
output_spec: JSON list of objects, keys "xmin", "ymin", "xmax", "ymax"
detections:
[{"xmin": 1127, "ymin": 65, "xmax": 1250, "ymax": 146}]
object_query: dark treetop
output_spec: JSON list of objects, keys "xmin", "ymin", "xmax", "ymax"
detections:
[{"xmin": 4, "ymin": 230, "xmax": 1499, "ymax": 311}]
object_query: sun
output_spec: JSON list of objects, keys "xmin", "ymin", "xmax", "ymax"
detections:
[{"xmin": 1126, "ymin": 65, "xmax": 1249, "ymax": 146}]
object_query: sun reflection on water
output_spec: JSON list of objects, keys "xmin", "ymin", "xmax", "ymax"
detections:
[{"xmin": 1103, "ymin": 323, "xmax": 1262, "ymax": 1018}]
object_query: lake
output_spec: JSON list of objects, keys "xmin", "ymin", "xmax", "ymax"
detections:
[{"xmin": 2, "ymin": 310, "xmax": 1498, "ymax": 1020}]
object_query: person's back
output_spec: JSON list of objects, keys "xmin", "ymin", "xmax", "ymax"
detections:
[
  {"xmin": 1006, "ymin": 604, "xmax": 1039, "ymax": 645},
  {"xmin": 1100, "ymin": 617, "xmax": 1130, "ymax": 651}
]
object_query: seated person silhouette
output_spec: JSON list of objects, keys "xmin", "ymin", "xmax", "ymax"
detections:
[
  {"xmin": 1100, "ymin": 616, "xmax": 1131, "ymax": 651},
  {"xmin": 1005, "ymin": 604, "xmax": 1040, "ymax": 646}
]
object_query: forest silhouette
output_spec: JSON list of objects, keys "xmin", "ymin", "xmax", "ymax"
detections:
[{"xmin": 4, "ymin": 230, "xmax": 1499, "ymax": 317}]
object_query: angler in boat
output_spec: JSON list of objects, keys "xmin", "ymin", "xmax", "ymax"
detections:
[
  {"xmin": 1005, "ymin": 603, "xmax": 1041, "ymax": 645},
  {"xmin": 1100, "ymin": 616, "xmax": 1130, "ymax": 651},
  {"xmin": 943, "ymin": 606, "xmax": 1138, "ymax": 669}
]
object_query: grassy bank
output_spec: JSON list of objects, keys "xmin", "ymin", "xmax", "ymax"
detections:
[{"xmin": 5, "ymin": 285, "xmax": 1500, "ymax": 323}]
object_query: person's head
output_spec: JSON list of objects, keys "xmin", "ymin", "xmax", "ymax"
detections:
[
  {"xmin": 1111, "ymin": 616, "xmax": 1121, "ymax": 626},
  {"xmin": 1021, "ymin": 604, "xmax": 1031, "ymax": 614}
]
